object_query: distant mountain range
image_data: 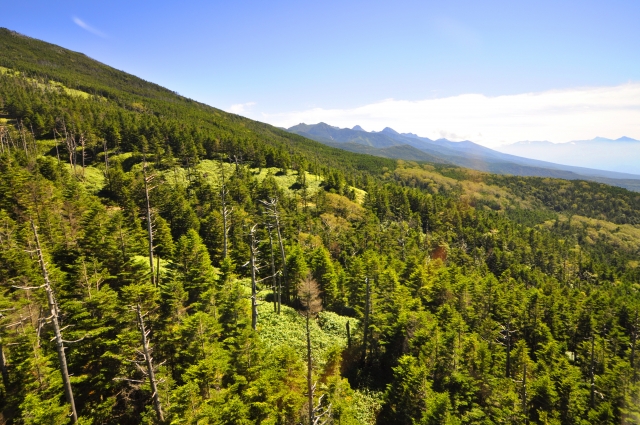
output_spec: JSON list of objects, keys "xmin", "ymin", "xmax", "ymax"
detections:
[
  {"xmin": 497, "ymin": 137, "xmax": 640, "ymax": 175},
  {"xmin": 287, "ymin": 123, "xmax": 640, "ymax": 191}
]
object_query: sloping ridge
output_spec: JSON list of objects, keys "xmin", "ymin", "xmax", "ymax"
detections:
[
  {"xmin": 0, "ymin": 27, "xmax": 400, "ymax": 177},
  {"xmin": 3, "ymin": 27, "xmax": 639, "ymax": 192}
]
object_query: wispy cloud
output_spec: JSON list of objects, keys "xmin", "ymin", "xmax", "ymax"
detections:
[
  {"xmin": 73, "ymin": 17, "xmax": 107, "ymax": 38},
  {"xmin": 228, "ymin": 102, "xmax": 256, "ymax": 114},
  {"xmin": 260, "ymin": 84, "xmax": 640, "ymax": 147}
]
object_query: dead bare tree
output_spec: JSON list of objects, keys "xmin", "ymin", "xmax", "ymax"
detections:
[
  {"xmin": 17, "ymin": 120, "xmax": 28, "ymax": 156},
  {"xmin": 218, "ymin": 163, "xmax": 232, "ymax": 259},
  {"xmin": 52, "ymin": 126, "xmax": 61, "ymax": 166},
  {"xmin": 298, "ymin": 275, "xmax": 331, "ymax": 425},
  {"xmin": 499, "ymin": 319, "xmax": 516, "ymax": 378},
  {"xmin": 134, "ymin": 304, "xmax": 165, "ymax": 423},
  {"xmin": 57, "ymin": 119, "xmax": 77, "ymax": 176},
  {"xmin": 261, "ymin": 198, "xmax": 288, "ymax": 304},
  {"xmin": 102, "ymin": 139, "xmax": 110, "ymax": 174},
  {"xmin": 0, "ymin": 125, "xmax": 9, "ymax": 155},
  {"xmin": 17, "ymin": 221, "xmax": 79, "ymax": 422},
  {"xmin": 630, "ymin": 309, "xmax": 639, "ymax": 383},
  {"xmin": 361, "ymin": 276, "xmax": 371, "ymax": 365},
  {"xmin": 142, "ymin": 153, "xmax": 157, "ymax": 286},
  {"xmin": 249, "ymin": 225, "xmax": 259, "ymax": 330},
  {"xmin": 0, "ymin": 307, "xmax": 16, "ymax": 393},
  {"xmin": 246, "ymin": 225, "xmax": 278, "ymax": 330},
  {"xmin": 267, "ymin": 225, "xmax": 281, "ymax": 313},
  {"xmin": 79, "ymin": 133, "xmax": 86, "ymax": 179}
]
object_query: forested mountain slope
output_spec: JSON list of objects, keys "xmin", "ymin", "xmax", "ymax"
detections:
[{"xmin": 1, "ymin": 28, "xmax": 640, "ymax": 425}]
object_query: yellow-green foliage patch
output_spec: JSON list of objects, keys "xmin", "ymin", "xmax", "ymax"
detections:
[
  {"xmin": 542, "ymin": 214, "xmax": 640, "ymax": 253},
  {"xmin": 131, "ymin": 255, "xmax": 172, "ymax": 276},
  {"xmin": 459, "ymin": 180, "xmax": 534, "ymax": 210},
  {"xmin": 0, "ymin": 65, "xmax": 92, "ymax": 99},
  {"xmin": 325, "ymin": 193, "xmax": 366, "ymax": 222},
  {"xmin": 395, "ymin": 162, "xmax": 535, "ymax": 211},
  {"xmin": 394, "ymin": 164, "xmax": 460, "ymax": 194},
  {"xmin": 47, "ymin": 80, "xmax": 91, "ymax": 99},
  {"xmin": 109, "ymin": 152, "xmax": 134, "ymax": 163}
]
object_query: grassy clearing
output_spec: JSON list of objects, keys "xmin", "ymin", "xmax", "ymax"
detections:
[
  {"xmin": 257, "ymin": 303, "xmax": 379, "ymax": 424},
  {"xmin": 257, "ymin": 302, "xmax": 358, "ymax": 370},
  {"xmin": 62, "ymin": 164, "xmax": 105, "ymax": 193},
  {"xmin": 159, "ymin": 159, "xmax": 367, "ymax": 203}
]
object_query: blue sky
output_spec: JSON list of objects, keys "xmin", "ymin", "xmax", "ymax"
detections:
[{"xmin": 4, "ymin": 0, "xmax": 640, "ymax": 145}]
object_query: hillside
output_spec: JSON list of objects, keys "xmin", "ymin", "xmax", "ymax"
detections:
[{"xmin": 1, "ymin": 28, "xmax": 640, "ymax": 425}]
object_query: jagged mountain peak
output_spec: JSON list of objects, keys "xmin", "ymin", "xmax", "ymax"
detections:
[{"xmin": 380, "ymin": 127, "xmax": 400, "ymax": 135}]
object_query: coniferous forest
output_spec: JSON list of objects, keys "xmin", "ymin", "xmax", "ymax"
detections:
[{"xmin": 1, "ymin": 28, "xmax": 640, "ymax": 424}]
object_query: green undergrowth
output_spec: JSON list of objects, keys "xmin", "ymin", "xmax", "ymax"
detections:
[
  {"xmin": 63, "ymin": 163, "xmax": 105, "ymax": 193},
  {"xmin": 257, "ymin": 303, "xmax": 358, "ymax": 370},
  {"xmin": 351, "ymin": 389, "xmax": 384, "ymax": 425}
]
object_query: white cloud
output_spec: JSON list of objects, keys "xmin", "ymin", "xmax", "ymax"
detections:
[
  {"xmin": 73, "ymin": 17, "xmax": 107, "ymax": 38},
  {"xmin": 260, "ymin": 84, "xmax": 640, "ymax": 148},
  {"xmin": 228, "ymin": 102, "xmax": 256, "ymax": 114}
]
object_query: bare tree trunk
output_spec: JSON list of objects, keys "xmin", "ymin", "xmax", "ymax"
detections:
[
  {"xmin": 18, "ymin": 120, "xmax": 28, "ymax": 156},
  {"xmin": 361, "ymin": 277, "xmax": 370, "ymax": 365},
  {"xmin": 590, "ymin": 335, "xmax": 595, "ymax": 408},
  {"xmin": 222, "ymin": 199, "xmax": 230, "ymax": 259},
  {"xmin": 306, "ymin": 307, "xmax": 314, "ymax": 424},
  {"xmin": 249, "ymin": 225, "xmax": 259, "ymax": 331},
  {"xmin": 275, "ymin": 217, "xmax": 287, "ymax": 303},
  {"xmin": 0, "ymin": 343, "xmax": 9, "ymax": 392},
  {"xmin": 0, "ymin": 126, "xmax": 5, "ymax": 154},
  {"xmin": 156, "ymin": 254, "xmax": 161, "ymax": 287},
  {"xmin": 60, "ymin": 120, "xmax": 76, "ymax": 176},
  {"xmin": 142, "ymin": 155, "xmax": 156, "ymax": 286},
  {"xmin": 53, "ymin": 129, "xmax": 61, "ymax": 166},
  {"xmin": 79, "ymin": 134, "xmax": 86, "ymax": 179},
  {"xmin": 261, "ymin": 198, "xmax": 288, "ymax": 303},
  {"xmin": 267, "ymin": 226, "xmax": 279, "ymax": 313},
  {"xmin": 299, "ymin": 276, "xmax": 330, "ymax": 425},
  {"xmin": 505, "ymin": 320, "xmax": 512, "ymax": 378},
  {"xmin": 522, "ymin": 360, "xmax": 528, "ymax": 424},
  {"xmin": 135, "ymin": 304, "xmax": 164, "ymax": 423},
  {"xmin": 103, "ymin": 139, "xmax": 109, "ymax": 173},
  {"xmin": 219, "ymin": 164, "xmax": 231, "ymax": 259},
  {"xmin": 31, "ymin": 221, "xmax": 78, "ymax": 423},
  {"xmin": 631, "ymin": 310, "xmax": 638, "ymax": 383}
]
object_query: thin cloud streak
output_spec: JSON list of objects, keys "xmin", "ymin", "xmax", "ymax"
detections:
[
  {"xmin": 259, "ymin": 84, "xmax": 640, "ymax": 147},
  {"xmin": 73, "ymin": 17, "xmax": 107, "ymax": 38}
]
